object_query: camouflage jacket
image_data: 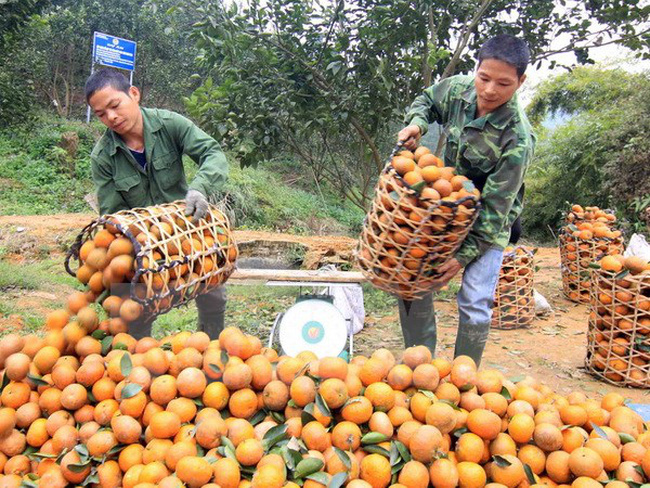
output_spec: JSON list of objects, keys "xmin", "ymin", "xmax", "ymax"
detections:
[
  {"xmin": 91, "ymin": 107, "xmax": 228, "ymax": 215},
  {"xmin": 405, "ymin": 74, "xmax": 535, "ymax": 266}
]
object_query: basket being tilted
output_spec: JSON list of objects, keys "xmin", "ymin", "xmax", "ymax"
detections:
[
  {"xmin": 357, "ymin": 146, "xmax": 481, "ymax": 300},
  {"xmin": 66, "ymin": 201, "xmax": 238, "ymax": 325}
]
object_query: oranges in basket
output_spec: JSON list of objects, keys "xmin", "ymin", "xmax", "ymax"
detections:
[
  {"xmin": 66, "ymin": 201, "xmax": 238, "ymax": 326},
  {"xmin": 492, "ymin": 246, "xmax": 536, "ymax": 330},
  {"xmin": 358, "ymin": 146, "xmax": 481, "ymax": 300},
  {"xmin": 587, "ymin": 253, "xmax": 650, "ymax": 387},
  {"xmin": 559, "ymin": 205, "xmax": 624, "ymax": 303}
]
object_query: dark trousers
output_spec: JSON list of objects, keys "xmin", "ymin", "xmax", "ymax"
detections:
[{"xmin": 130, "ymin": 285, "xmax": 227, "ymax": 340}]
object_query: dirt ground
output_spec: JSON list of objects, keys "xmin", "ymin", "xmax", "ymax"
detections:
[{"xmin": 1, "ymin": 213, "xmax": 649, "ymax": 402}]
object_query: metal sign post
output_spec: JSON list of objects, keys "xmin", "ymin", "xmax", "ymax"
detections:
[{"xmin": 86, "ymin": 32, "xmax": 138, "ymax": 123}]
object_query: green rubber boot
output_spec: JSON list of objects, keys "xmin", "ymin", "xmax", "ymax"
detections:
[
  {"xmin": 196, "ymin": 285, "xmax": 227, "ymax": 339},
  {"xmin": 453, "ymin": 322, "xmax": 491, "ymax": 366},
  {"xmin": 397, "ymin": 292, "xmax": 437, "ymax": 355}
]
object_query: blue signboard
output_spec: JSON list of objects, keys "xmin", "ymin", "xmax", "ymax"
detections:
[{"xmin": 92, "ymin": 32, "xmax": 137, "ymax": 71}]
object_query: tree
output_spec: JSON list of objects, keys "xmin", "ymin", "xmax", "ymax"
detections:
[
  {"xmin": 0, "ymin": 0, "xmax": 49, "ymax": 48},
  {"xmin": 187, "ymin": 0, "xmax": 650, "ymax": 210},
  {"xmin": 523, "ymin": 67, "xmax": 650, "ymax": 238},
  {"xmin": 0, "ymin": 0, "xmax": 204, "ymax": 123}
]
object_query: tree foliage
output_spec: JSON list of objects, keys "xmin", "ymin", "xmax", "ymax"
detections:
[
  {"xmin": 0, "ymin": 0, "xmax": 49, "ymax": 48},
  {"xmin": 186, "ymin": 0, "xmax": 650, "ymax": 209},
  {"xmin": 0, "ymin": 0, "xmax": 203, "ymax": 124},
  {"xmin": 523, "ymin": 67, "xmax": 650, "ymax": 239}
]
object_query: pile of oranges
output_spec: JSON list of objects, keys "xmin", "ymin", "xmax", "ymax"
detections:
[
  {"xmin": 559, "ymin": 205, "xmax": 624, "ymax": 303},
  {"xmin": 587, "ymin": 252, "xmax": 650, "ymax": 387},
  {"xmin": 68, "ymin": 202, "xmax": 237, "ymax": 323},
  {"xmin": 357, "ymin": 146, "xmax": 480, "ymax": 299},
  {"xmin": 492, "ymin": 247, "xmax": 535, "ymax": 330},
  {"xmin": 1, "ymin": 309, "xmax": 650, "ymax": 487}
]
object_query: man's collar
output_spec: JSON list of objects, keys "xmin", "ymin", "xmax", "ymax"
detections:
[
  {"xmin": 485, "ymin": 95, "xmax": 518, "ymax": 130},
  {"xmin": 105, "ymin": 107, "xmax": 162, "ymax": 155},
  {"xmin": 462, "ymin": 85, "xmax": 517, "ymax": 130}
]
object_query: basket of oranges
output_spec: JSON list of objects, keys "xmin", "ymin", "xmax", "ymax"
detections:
[
  {"xmin": 65, "ymin": 201, "xmax": 238, "ymax": 324},
  {"xmin": 357, "ymin": 145, "xmax": 481, "ymax": 300},
  {"xmin": 586, "ymin": 254, "xmax": 650, "ymax": 387},
  {"xmin": 559, "ymin": 205, "xmax": 624, "ymax": 303},
  {"xmin": 492, "ymin": 246, "xmax": 536, "ymax": 330}
]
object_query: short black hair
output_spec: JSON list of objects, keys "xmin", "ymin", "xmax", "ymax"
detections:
[
  {"xmin": 478, "ymin": 35, "xmax": 530, "ymax": 77},
  {"xmin": 85, "ymin": 68, "xmax": 131, "ymax": 102}
]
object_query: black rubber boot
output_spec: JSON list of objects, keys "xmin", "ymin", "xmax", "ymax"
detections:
[
  {"xmin": 454, "ymin": 322, "xmax": 491, "ymax": 366},
  {"xmin": 128, "ymin": 316, "xmax": 155, "ymax": 340},
  {"xmin": 397, "ymin": 292, "xmax": 437, "ymax": 355},
  {"xmin": 195, "ymin": 285, "xmax": 227, "ymax": 339}
]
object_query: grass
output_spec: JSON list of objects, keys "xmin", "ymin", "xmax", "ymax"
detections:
[
  {"xmin": 0, "ymin": 112, "xmax": 365, "ymax": 236},
  {"xmin": 0, "ymin": 251, "xmax": 461, "ymax": 341},
  {"xmin": 0, "ymin": 259, "xmax": 79, "ymax": 292},
  {"xmin": 0, "ymin": 258, "xmax": 80, "ymax": 335}
]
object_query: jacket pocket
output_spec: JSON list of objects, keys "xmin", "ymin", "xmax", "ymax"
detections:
[
  {"xmin": 114, "ymin": 174, "xmax": 146, "ymax": 208},
  {"xmin": 152, "ymin": 152, "xmax": 184, "ymax": 190},
  {"xmin": 461, "ymin": 129, "xmax": 502, "ymax": 173}
]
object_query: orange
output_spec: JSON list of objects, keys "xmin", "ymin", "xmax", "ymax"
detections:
[
  {"xmin": 457, "ymin": 461, "xmax": 487, "ymax": 488},
  {"xmin": 251, "ymin": 463, "xmax": 285, "ymax": 488},
  {"xmin": 466, "ymin": 409, "xmax": 501, "ymax": 440},
  {"xmin": 235, "ymin": 438, "xmax": 264, "ymax": 466},
  {"xmin": 430, "ymin": 458, "xmax": 459, "ymax": 488},
  {"xmin": 341, "ymin": 396, "xmax": 373, "ymax": 424},
  {"xmin": 425, "ymin": 402, "xmax": 457, "ymax": 434},
  {"xmin": 534, "ymin": 423, "xmax": 563, "ymax": 452},
  {"xmin": 568, "ymin": 447, "xmax": 604, "ymax": 478},
  {"xmin": 360, "ymin": 453, "xmax": 391, "ymax": 488},
  {"xmin": 456, "ymin": 433, "xmax": 485, "ymax": 463},
  {"xmin": 397, "ymin": 460, "xmax": 429, "ymax": 488},
  {"xmin": 508, "ymin": 413, "xmax": 535, "ymax": 443},
  {"xmin": 546, "ymin": 450, "xmax": 571, "ymax": 484},
  {"xmin": 409, "ymin": 425, "xmax": 443, "ymax": 463},
  {"xmin": 392, "ymin": 156, "xmax": 416, "ymax": 175},
  {"xmin": 331, "ymin": 421, "xmax": 362, "ymax": 451},
  {"xmin": 290, "ymin": 375, "xmax": 316, "ymax": 407},
  {"xmin": 319, "ymin": 378, "xmax": 349, "ymax": 409},
  {"xmin": 213, "ymin": 457, "xmax": 242, "ymax": 488},
  {"xmin": 364, "ymin": 382, "xmax": 395, "ymax": 412}
]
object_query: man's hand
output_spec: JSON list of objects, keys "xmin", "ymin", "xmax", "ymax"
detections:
[
  {"xmin": 185, "ymin": 189, "xmax": 209, "ymax": 222},
  {"xmin": 430, "ymin": 258, "xmax": 462, "ymax": 290},
  {"xmin": 397, "ymin": 125, "xmax": 421, "ymax": 151}
]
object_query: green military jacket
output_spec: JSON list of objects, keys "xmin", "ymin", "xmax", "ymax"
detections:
[
  {"xmin": 405, "ymin": 74, "xmax": 535, "ymax": 266},
  {"xmin": 90, "ymin": 107, "xmax": 228, "ymax": 215}
]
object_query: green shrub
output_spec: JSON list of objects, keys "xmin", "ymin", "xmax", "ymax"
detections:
[
  {"xmin": 1, "ymin": 113, "xmax": 365, "ymax": 235},
  {"xmin": 523, "ymin": 67, "xmax": 650, "ymax": 240}
]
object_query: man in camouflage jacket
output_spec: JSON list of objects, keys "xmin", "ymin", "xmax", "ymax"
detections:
[
  {"xmin": 86, "ymin": 68, "xmax": 229, "ymax": 339},
  {"xmin": 397, "ymin": 34, "xmax": 535, "ymax": 364}
]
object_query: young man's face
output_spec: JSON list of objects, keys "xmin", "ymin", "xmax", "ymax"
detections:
[
  {"xmin": 88, "ymin": 85, "xmax": 142, "ymax": 135},
  {"xmin": 474, "ymin": 58, "xmax": 526, "ymax": 115}
]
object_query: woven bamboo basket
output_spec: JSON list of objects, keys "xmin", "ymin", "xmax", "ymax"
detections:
[
  {"xmin": 492, "ymin": 246, "xmax": 535, "ymax": 330},
  {"xmin": 585, "ymin": 266, "xmax": 650, "ymax": 388},
  {"xmin": 357, "ymin": 149, "xmax": 481, "ymax": 300},
  {"xmin": 65, "ymin": 201, "xmax": 238, "ymax": 319},
  {"xmin": 559, "ymin": 229, "xmax": 624, "ymax": 303}
]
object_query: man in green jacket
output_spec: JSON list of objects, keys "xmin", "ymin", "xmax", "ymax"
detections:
[
  {"xmin": 396, "ymin": 34, "xmax": 535, "ymax": 364},
  {"xmin": 85, "ymin": 68, "xmax": 229, "ymax": 339}
]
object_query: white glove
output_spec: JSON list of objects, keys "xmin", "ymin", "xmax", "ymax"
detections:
[{"xmin": 185, "ymin": 189, "xmax": 209, "ymax": 221}]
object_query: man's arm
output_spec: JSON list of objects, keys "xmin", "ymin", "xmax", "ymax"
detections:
[
  {"xmin": 91, "ymin": 154, "xmax": 129, "ymax": 215},
  {"xmin": 454, "ymin": 138, "xmax": 532, "ymax": 266},
  {"xmin": 166, "ymin": 112, "xmax": 228, "ymax": 198},
  {"xmin": 404, "ymin": 76, "xmax": 457, "ymax": 137}
]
